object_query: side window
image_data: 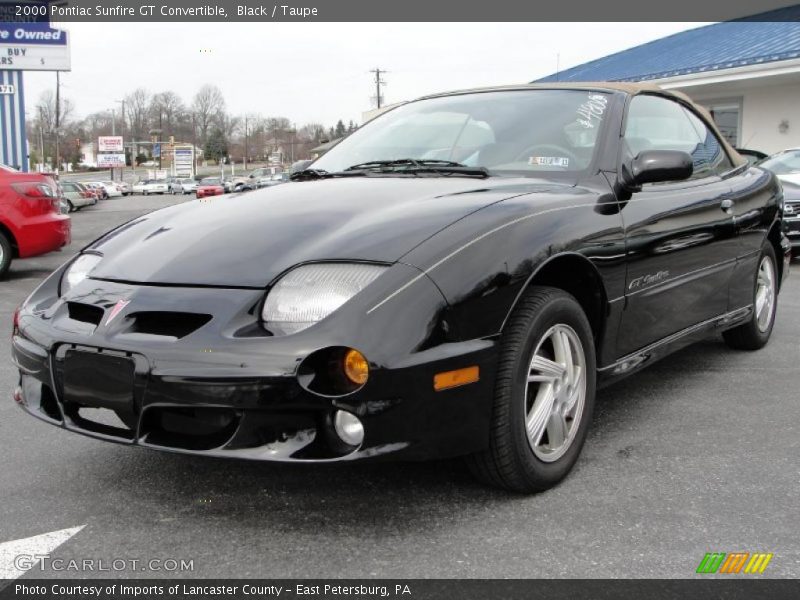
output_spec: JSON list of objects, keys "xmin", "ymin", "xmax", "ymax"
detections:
[
  {"xmin": 624, "ymin": 95, "xmax": 728, "ymax": 182},
  {"xmin": 682, "ymin": 107, "xmax": 734, "ymax": 176}
]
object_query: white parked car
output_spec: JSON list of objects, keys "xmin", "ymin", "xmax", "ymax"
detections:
[
  {"xmin": 97, "ymin": 181, "xmax": 124, "ymax": 198},
  {"xmin": 758, "ymin": 148, "xmax": 800, "ymax": 186},
  {"xmin": 132, "ymin": 180, "xmax": 169, "ymax": 195},
  {"xmin": 117, "ymin": 181, "xmax": 132, "ymax": 196}
]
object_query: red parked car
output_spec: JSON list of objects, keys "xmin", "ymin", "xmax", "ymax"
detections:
[
  {"xmin": 0, "ymin": 165, "xmax": 71, "ymax": 278},
  {"xmin": 196, "ymin": 177, "xmax": 225, "ymax": 199}
]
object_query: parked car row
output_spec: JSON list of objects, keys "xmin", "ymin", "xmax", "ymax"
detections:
[{"xmin": 131, "ymin": 170, "xmax": 292, "ymax": 199}]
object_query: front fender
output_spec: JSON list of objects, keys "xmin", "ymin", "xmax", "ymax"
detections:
[{"xmin": 399, "ymin": 184, "xmax": 625, "ymax": 341}]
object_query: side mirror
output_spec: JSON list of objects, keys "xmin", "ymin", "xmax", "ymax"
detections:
[{"xmin": 627, "ymin": 150, "xmax": 693, "ymax": 188}]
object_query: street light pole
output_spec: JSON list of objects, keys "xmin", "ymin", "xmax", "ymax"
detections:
[
  {"xmin": 244, "ymin": 115, "xmax": 248, "ymax": 171},
  {"xmin": 115, "ymin": 98, "xmax": 126, "ymax": 173}
]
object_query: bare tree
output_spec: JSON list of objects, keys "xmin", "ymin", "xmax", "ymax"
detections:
[
  {"xmin": 191, "ymin": 84, "xmax": 226, "ymax": 146},
  {"xmin": 125, "ymin": 88, "xmax": 151, "ymax": 142},
  {"xmin": 36, "ymin": 90, "xmax": 74, "ymax": 132},
  {"xmin": 149, "ymin": 91, "xmax": 185, "ymax": 137}
]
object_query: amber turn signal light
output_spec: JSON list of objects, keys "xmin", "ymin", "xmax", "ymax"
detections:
[
  {"xmin": 434, "ymin": 366, "xmax": 480, "ymax": 391},
  {"xmin": 343, "ymin": 349, "xmax": 369, "ymax": 386}
]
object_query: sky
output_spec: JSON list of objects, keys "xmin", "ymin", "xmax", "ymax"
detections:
[{"xmin": 21, "ymin": 22, "xmax": 710, "ymax": 128}]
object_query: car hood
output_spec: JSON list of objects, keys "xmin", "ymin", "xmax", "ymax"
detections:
[
  {"xmin": 88, "ymin": 176, "xmax": 571, "ymax": 287},
  {"xmin": 778, "ymin": 173, "xmax": 800, "ymax": 187}
]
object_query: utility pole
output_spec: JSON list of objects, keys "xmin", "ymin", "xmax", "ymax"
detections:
[
  {"xmin": 291, "ymin": 122, "xmax": 296, "ymax": 163},
  {"xmin": 115, "ymin": 99, "xmax": 125, "ymax": 173},
  {"xmin": 158, "ymin": 107, "xmax": 164, "ymax": 171},
  {"xmin": 369, "ymin": 68, "xmax": 387, "ymax": 109},
  {"xmin": 243, "ymin": 115, "xmax": 248, "ymax": 171},
  {"xmin": 191, "ymin": 113, "xmax": 197, "ymax": 175},
  {"xmin": 109, "ymin": 108, "xmax": 116, "ymax": 180},
  {"xmin": 54, "ymin": 71, "xmax": 61, "ymax": 174}
]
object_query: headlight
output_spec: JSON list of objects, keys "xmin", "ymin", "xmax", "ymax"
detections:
[
  {"xmin": 60, "ymin": 253, "xmax": 103, "ymax": 296},
  {"xmin": 263, "ymin": 263, "xmax": 387, "ymax": 335}
]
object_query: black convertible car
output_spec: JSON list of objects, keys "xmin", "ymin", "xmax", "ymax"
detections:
[{"xmin": 12, "ymin": 83, "xmax": 790, "ymax": 492}]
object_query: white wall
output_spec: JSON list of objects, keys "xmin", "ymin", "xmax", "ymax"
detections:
[{"xmin": 739, "ymin": 83, "xmax": 800, "ymax": 154}]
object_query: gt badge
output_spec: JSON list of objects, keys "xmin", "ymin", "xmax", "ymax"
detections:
[{"xmin": 105, "ymin": 299, "xmax": 130, "ymax": 326}]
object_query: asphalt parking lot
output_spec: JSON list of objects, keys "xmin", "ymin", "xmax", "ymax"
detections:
[{"xmin": 1, "ymin": 193, "xmax": 798, "ymax": 579}]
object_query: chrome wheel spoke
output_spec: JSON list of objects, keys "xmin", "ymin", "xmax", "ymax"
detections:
[
  {"xmin": 564, "ymin": 366, "xmax": 583, "ymax": 412},
  {"xmin": 526, "ymin": 385, "xmax": 555, "ymax": 445},
  {"xmin": 528, "ymin": 355, "xmax": 565, "ymax": 383},
  {"xmin": 545, "ymin": 411, "xmax": 568, "ymax": 450}
]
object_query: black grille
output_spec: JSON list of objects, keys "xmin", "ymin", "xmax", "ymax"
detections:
[
  {"xmin": 67, "ymin": 302, "xmax": 104, "ymax": 326},
  {"xmin": 128, "ymin": 312, "xmax": 212, "ymax": 339}
]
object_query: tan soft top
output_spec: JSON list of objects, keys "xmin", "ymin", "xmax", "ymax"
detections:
[{"xmin": 422, "ymin": 82, "xmax": 746, "ymax": 168}]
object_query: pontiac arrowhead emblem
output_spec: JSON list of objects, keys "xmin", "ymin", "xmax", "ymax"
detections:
[{"xmin": 105, "ymin": 299, "xmax": 130, "ymax": 326}]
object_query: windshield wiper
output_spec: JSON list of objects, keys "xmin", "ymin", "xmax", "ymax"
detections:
[
  {"xmin": 344, "ymin": 158, "xmax": 490, "ymax": 178},
  {"xmin": 289, "ymin": 168, "xmax": 368, "ymax": 181}
]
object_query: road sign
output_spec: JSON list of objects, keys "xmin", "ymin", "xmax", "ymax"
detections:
[
  {"xmin": 0, "ymin": 23, "xmax": 71, "ymax": 71},
  {"xmin": 97, "ymin": 153, "xmax": 126, "ymax": 168},
  {"xmin": 98, "ymin": 136, "xmax": 123, "ymax": 152},
  {"xmin": 152, "ymin": 143, "xmax": 161, "ymax": 158},
  {"xmin": 173, "ymin": 146, "xmax": 194, "ymax": 177}
]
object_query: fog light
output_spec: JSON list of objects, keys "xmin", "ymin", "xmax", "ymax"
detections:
[
  {"xmin": 343, "ymin": 349, "xmax": 369, "ymax": 386},
  {"xmin": 333, "ymin": 410, "xmax": 364, "ymax": 446}
]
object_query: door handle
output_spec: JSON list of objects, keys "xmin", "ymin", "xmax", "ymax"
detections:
[{"xmin": 720, "ymin": 198, "xmax": 734, "ymax": 213}]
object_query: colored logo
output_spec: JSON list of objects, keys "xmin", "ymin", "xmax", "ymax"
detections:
[
  {"xmin": 104, "ymin": 299, "xmax": 130, "ymax": 326},
  {"xmin": 696, "ymin": 552, "xmax": 773, "ymax": 574}
]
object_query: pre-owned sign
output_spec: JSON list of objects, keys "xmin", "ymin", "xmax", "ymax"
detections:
[{"xmin": 0, "ymin": 23, "xmax": 70, "ymax": 71}]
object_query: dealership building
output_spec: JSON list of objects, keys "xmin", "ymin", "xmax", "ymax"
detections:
[{"xmin": 536, "ymin": 20, "xmax": 800, "ymax": 155}]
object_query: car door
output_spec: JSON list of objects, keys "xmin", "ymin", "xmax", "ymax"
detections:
[{"xmin": 616, "ymin": 94, "xmax": 738, "ymax": 356}]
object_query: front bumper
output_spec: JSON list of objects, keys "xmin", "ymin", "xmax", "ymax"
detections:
[{"xmin": 12, "ymin": 276, "xmax": 497, "ymax": 463}]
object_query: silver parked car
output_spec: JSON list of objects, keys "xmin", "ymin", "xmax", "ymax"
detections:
[{"xmin": 170, "ymin": 178, "xmax": 198, "ymax": 194}]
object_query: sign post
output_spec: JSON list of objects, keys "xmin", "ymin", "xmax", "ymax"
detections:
[
  {"xmin": 0, "ymin": 21, "xmax": 71, "ymax": 171},
  {"xmin": 98, "ymin": 136, "xmax": 124, "ymax": 179}
]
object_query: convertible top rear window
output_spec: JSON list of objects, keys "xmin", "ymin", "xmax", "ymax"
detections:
[{"xmin": 313, "ymin": 90, "xmax": 611, "ymax": 175}]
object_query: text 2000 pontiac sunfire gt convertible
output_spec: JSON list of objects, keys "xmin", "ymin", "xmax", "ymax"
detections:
[{"xmin": 12, "ymin": 84, "xmax": 790, "ymax": 492}]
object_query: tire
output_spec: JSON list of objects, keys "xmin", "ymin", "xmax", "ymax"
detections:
[
  {"xmin": 723, "ymin": 243, "xmax": 778, "ymax": 350},
  {"xmin": 0, "ymin": 231, "xmax": 12, "ymax": 279},
  {"xmin": 143, "ymin": 190, "xmax": 149, "ymax": 196},
  {"xmin": 67, "ymin": 200, "xmax": 75, "ymax": 213},
  {"xmin": 467, "ymin": 286, "xmax": 596, "ymax": 493}
]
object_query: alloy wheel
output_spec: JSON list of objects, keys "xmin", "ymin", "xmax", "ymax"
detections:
[
  {"xmin": 755, "ymin": 256, "xmax": 776, "ymax": 332},
  {"xmin": 524, "ymin": 323, "xmax": 587, "ymax": 462}
]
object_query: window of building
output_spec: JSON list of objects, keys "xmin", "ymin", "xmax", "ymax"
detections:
[{"xmin": 702, "ymin": 99, "xmax": 742, "ymax": 148}]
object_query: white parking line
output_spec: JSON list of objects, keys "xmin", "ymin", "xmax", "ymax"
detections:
[{"xmin": 0, "ymin": 526, "xmax": 84, "ymax": 580}]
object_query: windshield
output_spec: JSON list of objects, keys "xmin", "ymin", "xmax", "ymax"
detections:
[
  {"xmin": 313, "ymin": 90, "xmax": 611, "ymax": 175},
  {"xmin": 759, "ymin": 150, "xmax": 800, "ymax": 175},
  {"xmin": 201, "ymin": 178, "xmax": 220, "ymax": 184}
]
